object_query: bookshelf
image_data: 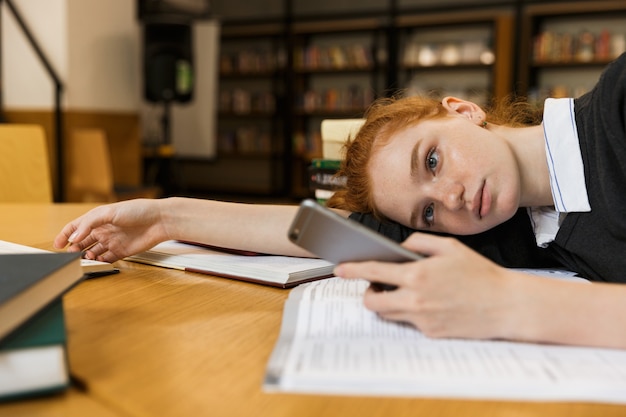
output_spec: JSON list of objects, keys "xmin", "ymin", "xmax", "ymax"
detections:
[
  {"xmin": 395, "ymin": 8, "xmax": 515, "ymax": 106},
  {"xmin": 218, "ymin": 24, "xmax": 286, "ymax": 156},
  {"xmin": 519, "ymin": 0, "xmax": 626, "ymax": 106},
  {"xmin": 203, "ymin": 0, "xmax": 624, "ymax": 200},
  {"xmin": 211, "ymin": 21, "xmax": 289, "ymax": 195},
  {"xmin": 289, "ymin": 16, "xmax": 388, "ymax": 197}
]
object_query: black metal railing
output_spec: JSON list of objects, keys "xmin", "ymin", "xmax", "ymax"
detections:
[{"xmin": 3, "ymin": 0, "xmax": 65, "ymax": 201}]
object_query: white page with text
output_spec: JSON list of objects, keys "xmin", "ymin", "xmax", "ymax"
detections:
[{"xmin": 265, "ymin": 278, "xmax": 626, "ymax": 403}]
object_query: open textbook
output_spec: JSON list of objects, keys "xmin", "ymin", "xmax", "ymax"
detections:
[
  {"xmin": 265, "ymin": 277, "xmax": 626, "ymax": 404},
  {"xmin": 126, "ymin": 240, "xmax": 334, "ymax": 288},
  {"xmin": 0, "ymin": 240, "xmax": 117, "ymax": 277}
]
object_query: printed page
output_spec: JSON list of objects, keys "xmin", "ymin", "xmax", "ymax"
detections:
[
  {"xmin": 0, "ymin": 240, "xmax": 48, "ymax": 254},
  {"xmin": 0, "ymin": 240, "xmax": 113, "ymax": 273},
  {"xmin": 265, "ymin": 278, "xmax": 626, "ymax": 403}
]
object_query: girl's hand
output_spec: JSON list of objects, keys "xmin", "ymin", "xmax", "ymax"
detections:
[
  {"xmin": 53, "ymin": 198, "xmax": 170, "ymax": 263},
  {"xmin": 334, "ymin": 232, "xmax": 517, "ymax": 340}
]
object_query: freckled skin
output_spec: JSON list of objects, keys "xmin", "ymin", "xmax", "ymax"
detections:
[{"xmin": 369, "ymin": 115, "xmax": 521, "ymax": 235}]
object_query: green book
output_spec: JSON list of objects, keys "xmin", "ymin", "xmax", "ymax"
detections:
[
  {"xmin": 0, "ymin": 299, "xmax": 69, "ymax": 401},
  {"xmin": 310, "ymin": 158, "xmax": 342, "ymax": 170}
]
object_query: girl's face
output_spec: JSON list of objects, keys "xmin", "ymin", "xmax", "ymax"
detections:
[{"xmin": 368, "ymin": 114, "xmax": 522, "ymax": 235}]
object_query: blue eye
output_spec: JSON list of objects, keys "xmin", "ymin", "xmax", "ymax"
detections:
[
  {"xmin": 423, "ymin": 203, "xmax": 435, "ymax": 226},
  {"xmin": 426, "ymin": 148, "xmax": 439, "ymax": 172}
]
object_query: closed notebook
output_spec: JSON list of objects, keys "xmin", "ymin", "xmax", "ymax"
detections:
[
  {"xmin": 0, "ymin": 299, "xmax": 69, "ymax": 400},
  {"xmin": 0, "ymin": 252, "xmax": 83, "ymax": 341},
  {"xmin": 126, "ymin": 240, "xmax": 334, "ymax": 288}
]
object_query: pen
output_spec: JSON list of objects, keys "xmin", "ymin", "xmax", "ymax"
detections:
[{"xmin": 84, "ymin": 269, "xmax": 120, "ymax": 279}]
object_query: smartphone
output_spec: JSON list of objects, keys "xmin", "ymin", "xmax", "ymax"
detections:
[{"xmin": 288, "ymin": 199, "xmax": 423, "ymax": 291}]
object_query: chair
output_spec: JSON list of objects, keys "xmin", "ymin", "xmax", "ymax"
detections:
[
  {"xmin": 0, "ymin": 124, "xmax": 53, "ymax": 202},
  {"xmin": 68, "ymin": 128, "xmax": 160, "ymax": 202}
]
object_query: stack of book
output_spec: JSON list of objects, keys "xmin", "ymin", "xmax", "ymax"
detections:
[
  {"xmin": 308, "ymin": 158, "xmax": 345, "ymax": 205},
  {"xmin": 0, "ymin": 251, "xmax": 84, "ymax": 401}
]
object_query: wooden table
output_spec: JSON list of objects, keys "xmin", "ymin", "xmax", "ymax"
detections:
[{"xmin": 1, "ymin": 203, "xmax": 625, "ymax": 417}]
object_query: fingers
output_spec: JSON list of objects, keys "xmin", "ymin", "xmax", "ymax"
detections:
[
  {"xmin": 363, "ymin": 285, "xmax": 405, "ymax": 312},
  {"xmin": 334, "ymin": 260, "xmax": 415, "ymax": 290},
  {"xmin": 53, "ymin": 212, "xmax": 95, "ymax": 250},
  {"xmin": 82, "ymin": 240, "xmax": 105, "ymax": 260},
  {"xmin": 83, "ymin": 243, "xmax": 108, "ymax": 262},
  {"xmin": 53, "ymin": 221, "xmax": 79, "ymax": 249},
  {"xmin": 362, "ymin": 285, "xmax": 452, "ymax": 338},
  {"xmin": 400, "ymin": 232, "xmax": 461, "ymax": 257},
  {"xmin": 54, "ymin": 206, "xmax": 111, "ymax": 250},
  {"xmin": 54, "ymin": 220, "xmax": 110, "ymax": 262}
]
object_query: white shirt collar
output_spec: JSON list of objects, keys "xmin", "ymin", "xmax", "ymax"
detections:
[
  {"xmin": 529, "ymin": 98, "xmax": 591, "ymax": 247},
  {"xmin": 542, "ymin": 98, "xmax": 591, "ymax": 212}
]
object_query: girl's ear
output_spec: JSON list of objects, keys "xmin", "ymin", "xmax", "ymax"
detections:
[{"xmin": 441, "ymin": 96, "xmax": 486, "ymax": 125}]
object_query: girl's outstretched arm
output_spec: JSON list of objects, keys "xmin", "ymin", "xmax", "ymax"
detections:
[{"xmin": 54, "ymin": 197, "xmax": 344, "ymax": 263}]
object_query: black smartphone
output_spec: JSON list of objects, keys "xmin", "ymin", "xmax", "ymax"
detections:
[{"xmin": 288, "ymin": 199, "xmax": 423, "ymax": 291}]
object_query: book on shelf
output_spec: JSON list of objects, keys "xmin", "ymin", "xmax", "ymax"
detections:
[
  {"xmin": 309, "ymin": 158, "xmax": 344, "ymax": 205},
  {"xmin": 0, "ymin": 239, "xmax": 118, "ymax": 277},
  {"xmin": 0, "ymin": 298, "xmax": 69, "ymax": 401},
  {"xmin": 308, "ymin": 167, "xmax": 346, "ymax": 190},
  {"xmin": 125, "ymin": 240, "xmax": 334, "ymax": 289},
  {"xmin": 310, "ymin": 158, "xmax": 341, "ymax": 170},
  {"xmin": 0, "ymin": 252, "xmax": 83, "ymax": 342},
  {"xmin": 265, "ymin": 277, "xmax": 626, "ymax": 404},
  {"xmin": 313, "ymin": 189, "xmax": 336, "ymax": 205}
]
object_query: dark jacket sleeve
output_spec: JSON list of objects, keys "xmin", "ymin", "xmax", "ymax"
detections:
[{"xmin": 349, "ymin": 209, "xmax": 558, "ymax": 269}]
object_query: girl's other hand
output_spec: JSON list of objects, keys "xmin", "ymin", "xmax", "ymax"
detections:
[{"xmin": 334, "ymin": 232, "xmax": 517, "ymax": 340}]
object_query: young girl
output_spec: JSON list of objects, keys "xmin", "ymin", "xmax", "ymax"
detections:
[{"xmin": 55, "ymin": 54, "xmax": 626, "ymax": 349}]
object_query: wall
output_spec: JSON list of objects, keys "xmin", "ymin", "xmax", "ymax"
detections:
[
  {"xmin": 66, "ymin": 0, "xmax": 139, "ymax": 111},
  {"xmin": 2, "ymin": 0, "xmax": 137, "ymax": 111},
  {"xmin": 2, "ymin": 0, "xmax": 67, "ymax": 109}
]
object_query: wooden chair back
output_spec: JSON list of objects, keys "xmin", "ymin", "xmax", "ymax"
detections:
[
  {"xmin": 69, "ymin": 128, "xmax": 117, "ymax": 202},
  {"xmin": 69, "ymin": 128, "xmax": 160, "ymax": 202},
  {"xmin": 0, "ymin": 124, "xmax": 53, "ymax": 202}
]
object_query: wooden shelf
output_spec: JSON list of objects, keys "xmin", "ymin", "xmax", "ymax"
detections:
[
  {"xmin": 218, "ymin": 111, "xmax": 278, "ymax": 118},
  {"xmin": 293, "ymin": 109, "xmax": 368, "ymax": 117},
  {"xmin": 400, "ymin": 63, "xmax": 493, "ymax": 71},
  {"xmin": 220, "ymin": 22, "xmax": 285, "ymax": 37},
  {"xmin": 524, "ymin": 0, "xmax": 626, "ymax": 16},
  {"xmin": 396, "ymin": 8, "xmax": 512, "ymax": 27},
  {"xmin": 531, "ymin": 59, "xmax": 617, "ymax": 68},
  {"xmin": 219, "ymin": 70, "xmax": 285, "ymax": 79},
  {"xmin": 292, "ymin": 17, "xmax": 384, "ymax": 34},
  {"xmin": 294, "ymin": 66, "xmax": 377, "ymax": 74}
]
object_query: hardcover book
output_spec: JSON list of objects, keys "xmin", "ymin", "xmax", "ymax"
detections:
[
  {"xmin": 0, "ymin": 252, "xmax": 83, "ymax": 341},
  {"xmin": 0, "ymin": 299, "xmax": 69, "ymax": 401},
  {"xmin": 0, "ymin": 239, "xmax": 117, "ymax": 277}
]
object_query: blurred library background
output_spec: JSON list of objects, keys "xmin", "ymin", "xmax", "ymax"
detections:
[{"xmin": 2, "ymin": 0, "xmax": 625, "ymax": 203}]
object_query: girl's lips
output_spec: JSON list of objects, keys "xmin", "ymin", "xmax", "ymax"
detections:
[
  {"xmin": 479, "ymin": 180, "xmax": 491, "ymax": 219},
  {"xmin": 472, "ymin": 180, "xmax": 489, "ymax": 219}
]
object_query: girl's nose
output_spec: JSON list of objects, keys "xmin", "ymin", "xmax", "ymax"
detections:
[{"xmin": 437, "ymin": 181, "xmax": 465, "ymax": 211}]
